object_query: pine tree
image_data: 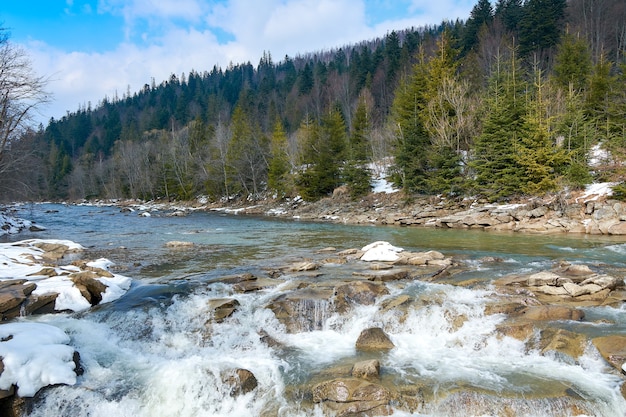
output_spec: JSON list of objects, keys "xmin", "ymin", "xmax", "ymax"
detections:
[
  {"xmin": 344, "ymin": 98, "xmax": 372, "ymax": 199},
  {"xmin": 471, "ymin": 48, "xmax": 527, "ymax": 200},
  {"xmin": 391, "ymin": 48, "xmax": 430, "ymax": 193},
  {"xmin": 297, "ymin": 107, "xmax": 347, "ymax": 200},
  {"xmin": 463, "ymin": 0, "xmax": 494, "ymax": 54},
  {"xmin": 553, "ymin": 34, "xmax": 592, "ymax": 92},
  {"xmin": 495, "ymin": 0, "xmax": 523, "ymax": 33},
  {"xmin": 267, "ymin": 120, "xmax": 292, "ymax": 196},
  {"xmin": 517, "ymin": 64, "xmax": 569, "ymax": 194},
  {"xmin": 423, "ymin": 31, "xmax": 467, "ymax": 195},
  {"xmin": 518, "ymin": 0, "xmax": 567, "ymax": 57}
]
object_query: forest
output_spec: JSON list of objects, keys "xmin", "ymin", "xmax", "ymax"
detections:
[{"xmin": 1, "ymin": 0, "xmax": 626, "ymax": 203}]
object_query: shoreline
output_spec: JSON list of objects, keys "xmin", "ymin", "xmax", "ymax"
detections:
[{"xmin": 4, "ymin": 183, "xmax": 626, "ymax": 236}]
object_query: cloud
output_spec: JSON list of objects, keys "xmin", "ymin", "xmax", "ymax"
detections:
[{"xmin": 20, "ymin": 0, "xmax": 475, "ymax": 124}]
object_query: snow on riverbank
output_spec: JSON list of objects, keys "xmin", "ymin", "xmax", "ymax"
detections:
[
  {"xmin": 0, "ymin": 212, "xmax": 34, "ymax": 236},
  {"xmin": 0, "ymin": 322, "xmax": 78, "ymax": 397},
  {"xmin": 0, "ymin": 239, "xmax": 133, "ymax": 397},
  {"xmin": 0, "ymin": 239, "xmax": 132, "ymax": 312}
]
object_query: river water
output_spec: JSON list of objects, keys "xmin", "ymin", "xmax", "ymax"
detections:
[{"xmin": 5, "ymin": 203, "xmax": 626, "ymax": 416}]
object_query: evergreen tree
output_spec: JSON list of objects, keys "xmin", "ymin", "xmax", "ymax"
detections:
[
  {"xmin": 463, "ymin": 0, "xmax": 494, "ymax": 54},
  {"xmin": 297, "ymin": 107, "xmax": 347, "ymax": 200},
  {"xmin": 494, "ymin": 0, "xmax": 523, "ymax": 33},
  {"xmin": 423, "ymin": 31, "xmax": 466, "ymax": 195},
  {"xmin": 517, "ymin": 65, "xmax": 569, "ymax": 194},
  {"xmin": 267, "ymin": 120, "xmax": 292, "ymax": 196},
  {"xmin": 518, "ymin": 0, "xmax": 567, "ymax": 57},
  {"xmin": 390, "ymin": 48, "xmax": 430, "ymax": 193},
  {"xmin": 553, "ymin": 34, "xmax": 592, "ymax": 92},
  {"xmin": 471, "ymin": 49, "xmax": 527, "ymax": 200},
  {"xmin": 344, "ymin": 98, "xmax": 372, "ymax": 199}
]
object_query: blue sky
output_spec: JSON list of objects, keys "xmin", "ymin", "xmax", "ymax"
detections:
[{"xmin": 1, "ymin": 0, "xmax": 477, "ymax": 124}]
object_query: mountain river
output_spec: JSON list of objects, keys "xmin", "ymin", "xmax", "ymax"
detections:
[{"xmin": 4, "ymin": 203, "xmax": 626, "ymax": 416}]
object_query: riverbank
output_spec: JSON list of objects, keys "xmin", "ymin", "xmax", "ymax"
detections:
[
  {"xmin": 203, "ymin": 183, "xmax": 626, "ymax": 235},
  {"xmin": 3, "ymin": 184, "xmax": 624, "ymax": 236}
]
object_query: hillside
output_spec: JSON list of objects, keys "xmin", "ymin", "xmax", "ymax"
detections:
[{"xmin": 1, "ymin": 0, "xmax": 626, "ymax": 204}]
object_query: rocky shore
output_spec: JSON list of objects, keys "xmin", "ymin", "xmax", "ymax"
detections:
[{"xmin": 205, "ymin": 184, "xmax": 626, "ymax": 235}]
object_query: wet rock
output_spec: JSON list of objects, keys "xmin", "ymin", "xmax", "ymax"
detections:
[
  {"xmin": 532, "ymin": 328, "xmax": 587, "ymax": 362},
  {"xmin": 380, "ymin": 295, "xmax": 412, "ymax": 312},
  {"xmin": 355, "ymin": 327, "xmax": 395, "ymax": 351},
  {"xmin": 0, "ymin": 395, "xmax": 29, "ymax": 417},
  {"xmin": 164, "ymin": 241, "xmax": 195, "ymax": 248},
  {"xmin": 334, "ymin": 281, "xmax": 389, "ymax": 313},
  {"xmin": 207, "ymin": 298, "xmax": 240, "ymax": 322},
  {"xmin": 223, "ymin": 368, "xmax": 258, "ymax": 396},
  {"xmin": 233, "ymin": 277, "xmax": 283, "ymax": 293},
  {"xmin": 496, "ymin": 322, "xmax": 535, "ymax": 341},
  {"xmin": 267, "ymin": 288, "xmax": 334, "ymax": 332},
  {"xmin": 592, "ymin": 335, "xmax": 626, "ymax": 372},
  {"xmin": 288, "ymin": 261, "xmax": 320, "ymax": 272},
  {"xmin": 352, "ymin": 359, "xmax": 380, "ymax": 379},
  {"xmin": 353, "ymin": 268, "xmax": 410, "ymax": 282},
  {"xmin": 212, "ymin": 273, "xmax": 257, "ymax": 285},
  {"xmin": 71, "ymin": 272, "xmax": 107, "ymax": 305},
  {"xmin": 21, "ymin": 293, "xmax": 58, "ymax": 316},
  {"xmin": 311, "ymin": 378, "xmax": 393, "ymax": 415},
  {"xmin": 517, "ymin": 305, "xmax": 585, "ymax": 321}
]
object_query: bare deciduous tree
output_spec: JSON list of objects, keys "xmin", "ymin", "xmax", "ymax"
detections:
[{"xmin": 0, "ymin": 29, "xmax": 50, "ymax": 176}]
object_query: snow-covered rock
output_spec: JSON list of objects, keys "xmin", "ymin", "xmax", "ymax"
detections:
[
  {"xmin": 0, "ymin": 322, "xmax": 78, "ymax": 397},
  {"xmin": 360, "ymin": 241, "xmax": 404, "ymax": 262}
]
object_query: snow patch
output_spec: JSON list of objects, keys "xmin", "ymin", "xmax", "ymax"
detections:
[
  {"xmin": 0, "ymin": 240, "xmax": 131, "ymax": 312},
  {"xmin": 0, "ymin": 322, "xmax": 77, "ymax": 397},
  {"xmin": 360, "ymin": 241, "xmax": 404, "ymax": 262},
  {"xmin": 578, "ymin": 182, "xmax": 617, "ymax": 202}
]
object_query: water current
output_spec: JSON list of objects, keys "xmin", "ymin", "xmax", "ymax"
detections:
[{"xmin": 5, "ymin": 203, "xmax": 626, "ymax": 416}]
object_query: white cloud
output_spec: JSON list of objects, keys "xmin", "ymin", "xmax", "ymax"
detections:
[{"xmin": 20, "ymin": 0, "xmax": 475, "ymax": 124}]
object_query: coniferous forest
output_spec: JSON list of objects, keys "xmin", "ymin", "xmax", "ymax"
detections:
[{"xmin": 2, "ymin": 0, "xmax": 626, "ymax": 203}]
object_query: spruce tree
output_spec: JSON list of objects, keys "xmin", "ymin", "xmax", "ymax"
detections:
[
  {"xmin": 267, "ymin": 120, "xmax": 292, "ymax": 197},
  {"xmin": 517, "ymin": 65, "xmax": 568, "ymax": 194},
  {"xmin": 344, "ymin": 98, "xmax": 372, "ymax": 199},
  {"xmin": 297, "ymin": 107, "xmax": 347, "ymax": 200},
  {"xmin": 391, "ymin": 48, "xmax": 430, "ymax": 193},
  {"xmin": 553, "ymin": 34, "xmax": 592, "ymax": 92},
  {"xmin": 471, "ymin": 48, "xmax": 527, "ymax": 200}
]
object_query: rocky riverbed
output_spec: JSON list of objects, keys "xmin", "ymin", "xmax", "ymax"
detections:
[{"xmin": 2, "ymin": 235, "xmax": 625, "ymax": 416}]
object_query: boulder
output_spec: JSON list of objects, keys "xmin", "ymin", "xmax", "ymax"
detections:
[
  {"xmin": 71, "ymin": 272, "xmax": 107, "ymax": 305},
  {"xmin": 21, "ymin": 293, "xmax": 58, "ymax": 316},
  {"xmin": 527, "ymin": 271, "xmax": 560, "ymax": 287},
  {"xmin": 355, "ymin": 327, "xmax": 395, "ymax": 351},
  {"xmin": 233, "ymin": 277, "xmax": 283, "ymax": 293},
  {"xmin": 312, "ymin": 377, "xmax": 392, "ymax": 403},
  {"xmin": 559, "ymin": 264, "xmax": 594, "ymax": 277},
  {"xmin": 518, "ymin": 305, "xmax": 585, "ymax": 321},
  {"xmin": 207, "ymin": 298, "xmax": 240, "ymax": 322},
  {"xmin": 353, "ymin": 268, "xmax": 410, "ymax": 282},
  {"xmin": 288, "ymin": 261, "xmax": 320, "ymax": 272},
  {"xmin": 352, "ymin": 359, "xmax": 381, "ymax": 379},
  {"xmin": 334, "ymin": 281, "xmax": 389, "ymax": 313},
  {"xmin": 267, "ymin": 287, "xmax": 334, "ymax": 332},
  {"xmin": 535, "ymin": 328, "xmax": 587, "ymax": 362},
  {"xmin": 592, "ymin": 335, "xmax": 626, "ymax": 372},
  {"xmin": 223, "ymin": 369, "xmax": 258, "ymax": 396}
]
